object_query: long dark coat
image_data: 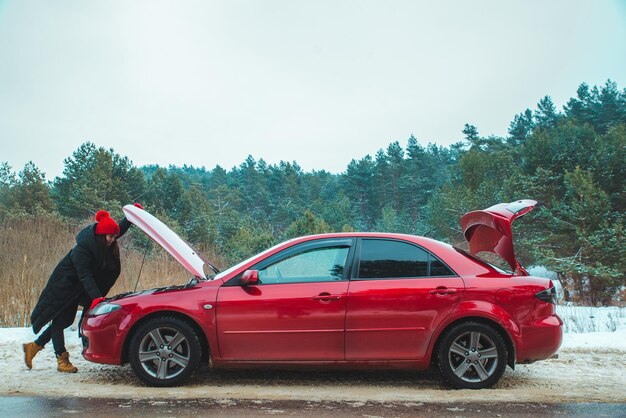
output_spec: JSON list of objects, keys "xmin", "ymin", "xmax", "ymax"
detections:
[{"xmin": 30, "ymin": 217, "xmax": 131, "ymax": 334}]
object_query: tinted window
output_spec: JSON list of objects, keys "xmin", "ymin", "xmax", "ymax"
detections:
[
  {"xmin": 258, "ymin": 246, "xmax": 349, "ymax": 284},
  {"xmin": 357, "ymin": 239, "xmax": 455, "ymax": 279},
  {"xmin": 430, "ymin": 257, "xmax": 455, "ymax": 276},
  {"xmin": 358, "ymin": 240, "xmax": 428, "ymax": 278}
]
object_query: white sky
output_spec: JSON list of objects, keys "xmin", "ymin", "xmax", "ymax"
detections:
[{"xmin": 1, "ymin": 0, "xmax": 625, "ymax": 179}]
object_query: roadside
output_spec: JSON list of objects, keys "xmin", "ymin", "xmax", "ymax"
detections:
[
  {"xmin": 2, "ymin": 327, "xmax": 625, "ymax": 404},
  {"xmin": 2, "ymin": 397, "xmax": 625, "ymax": 418}
]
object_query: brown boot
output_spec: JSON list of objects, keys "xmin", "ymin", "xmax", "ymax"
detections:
[
  {"xmin": 23, "ymin": 342, "xmax": 43, "ymax": 369},
  {"xmin": 56, "ymin": 351, "xmax": 78, "ymax": 373}
]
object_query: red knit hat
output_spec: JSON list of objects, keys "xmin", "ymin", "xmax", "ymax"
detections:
[{"xmin": 94, "ymin": 210, "xmax": 120, "ymax": 235}]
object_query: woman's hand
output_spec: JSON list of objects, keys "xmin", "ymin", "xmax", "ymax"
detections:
[{"xmin": 134, "ymin": 202, "xmax": 144, "ymax": 210}]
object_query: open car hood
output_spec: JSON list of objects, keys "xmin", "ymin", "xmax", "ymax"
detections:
[
  {"xmin": 461, "ymin": 199, "xmax": 537, "ymax": 274},
  {"xmin": 123, "ymin": 204, "xmax": 206, "ymax": 279}
]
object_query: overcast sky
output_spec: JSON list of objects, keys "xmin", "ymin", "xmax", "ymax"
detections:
[{"xmin": 1, "ymin": 0, "xmax": 625, "ymax": 179}]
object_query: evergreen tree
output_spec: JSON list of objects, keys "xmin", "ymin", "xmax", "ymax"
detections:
[
  {"xmin": 564, "ymin": 82, "xmax": 597, "ymax": 127},
  {"xmin": 385, "ymin": 141, "xmax": 405, "ymax": 210},
  {"xmin": 343, "ymin": 155, "xmax": 375, "ymax": 228},
  {"xmin": 564, "ymin": 80, "xmax": 626, "ymax": 134},
  {"xmin": 508, "ymin": 109, "xmax": 535, "ymax": 145},
  {"xmin": 0, "ymin": 162, "xmax": 16, "ymax": 215},
  {"xmin": 596, "ymin": 80, "xmax": 626, "ymax": 133},
  {"xmin": 534, "ymin": 96, "xmax": 559, "ymax": 129},
  {"xmin": 284, "ymin": 209, "xmax": 331, "ymax": 238},
  {"xmin": 53, "ymin": 142, "xmax": 144, "ymax": 218},
  {"xmin": 236, "ymin": 155, "xmax": 271, "ymax": 221},
  {"xmin": 144, "ymin": 168, "xmax": 184, "ymax": 214},
  {"xmin": 224, "ymin": 219, "xmax": 275, "ymax": 264},
  {"xmin": 12, "ymin": 162, "xmax": 54, "ymax": 214},
  {"xmin": 462, "ymin": 124, "xmax": 485, "ymax": 149},
  {"xmin": 374, "ymin": 204, "xmax": 411, "ymax": 233},
  {"xmin": 531, "ymin": 167, "xmax": 623, "ymax": 305}
]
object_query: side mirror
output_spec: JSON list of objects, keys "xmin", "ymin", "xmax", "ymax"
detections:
[{"xmin": 240, "ymin": 269, "xmax": 259, "ymax": 286}]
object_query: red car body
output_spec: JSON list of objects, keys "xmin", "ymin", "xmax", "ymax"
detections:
[{"xmin": 81, "ymin": 200, "xmax": 562, "ymax": 389}]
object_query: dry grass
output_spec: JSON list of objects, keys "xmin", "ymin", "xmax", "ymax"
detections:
[{"xmin": 0, "ymin": 215, "xmax": 225, "ymax": 327}]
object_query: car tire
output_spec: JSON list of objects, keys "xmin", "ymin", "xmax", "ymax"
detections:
[
  {"xmin": 129, "ymin": 316, "xmax": 202, "ymax": 387},
  {"xmin": 437, "ymin": 322, "xmax": 507, "ymax": 389}
]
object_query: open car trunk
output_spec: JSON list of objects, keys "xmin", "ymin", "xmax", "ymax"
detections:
[{"xmin": 461, "ymin": 200, "xmax": 537, "ymax": 275}]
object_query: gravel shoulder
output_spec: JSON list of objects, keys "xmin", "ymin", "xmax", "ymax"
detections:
[{"xmin": 2, "ymin": 328, "xmax": 625, "ymax": 403}]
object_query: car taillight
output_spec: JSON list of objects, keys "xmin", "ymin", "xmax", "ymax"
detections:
[{"xmin": 535, "ymin": 286, "xmax": 557, "ymax": 304}]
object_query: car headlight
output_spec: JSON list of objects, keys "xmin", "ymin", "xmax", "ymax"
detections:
[{"xmin": 89, "ymin": 303, "xmax": 122, "ymax": 316}]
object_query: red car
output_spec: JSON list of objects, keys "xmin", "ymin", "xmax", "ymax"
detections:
[{"xmin": 80, "ymin": 200, "xmax": 562, "ymax": 389}]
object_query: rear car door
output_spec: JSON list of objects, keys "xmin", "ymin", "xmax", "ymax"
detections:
[
  {"xmin": 216, "ymin": 238, "xmax": 354, "ymax": 361},
  {"xmin": 345, "ymin": 238, "xmax": 464, "ymax": 360}
]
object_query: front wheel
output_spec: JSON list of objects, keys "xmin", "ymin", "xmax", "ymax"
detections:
[
  {"xmin": 129, "ymin": 316, "xmax": 201, "ymax": 387},
  {"xmin": 437, "ymin": 322, "xmax": 507, "ymax": 389}
]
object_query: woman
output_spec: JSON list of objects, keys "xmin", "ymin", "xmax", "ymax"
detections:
[{"xmin": 23, "ymin": 204, "xmax": 142, "ymax": 372}]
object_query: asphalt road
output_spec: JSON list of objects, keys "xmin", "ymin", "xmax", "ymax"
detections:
[{"xmin": 1, "ymin": 397, "xmax": 625, "ymax": 417}]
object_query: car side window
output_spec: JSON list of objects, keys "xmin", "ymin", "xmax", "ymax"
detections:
[
  {"xmin": 430, "ymin": 256, "xmax": 455, "ymax": 277},
  {"xmin": 258, "ymin": 246, "xmax": 350, "ymax": 284},
  {"xmin": 356, "ymin": 239, "xmax": 455, "ymax": 279}
]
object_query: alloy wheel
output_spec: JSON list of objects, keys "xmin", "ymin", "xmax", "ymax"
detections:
[
  {"xmin": 137, "ymin": 326, "xmax": 191, "ymax": 380},
  {"xmin": 447, "ymin": 330, "xmax": 499, "ymax": 383}
]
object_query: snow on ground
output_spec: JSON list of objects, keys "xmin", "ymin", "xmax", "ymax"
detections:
[
  {"xmin": 2, "ymin": 307, "xmax": 625, "ymax": 403},
  {"xmin": 557, "ymin": 304, "xmax": 625, "ymax": 331}
]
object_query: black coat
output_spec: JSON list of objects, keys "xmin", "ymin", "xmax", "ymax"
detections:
[{"xmin": 30, "ymin": 217, "xmax": 131, "ymax": 334}]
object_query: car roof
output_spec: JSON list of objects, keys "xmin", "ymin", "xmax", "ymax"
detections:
[{"xmin": 282, "ymin": 233, "xmax": 499, "ymax": 278}]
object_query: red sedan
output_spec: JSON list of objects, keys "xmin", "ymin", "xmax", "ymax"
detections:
[{"xmin": 81, "ymin": 200, "xmax": 562, "ymax": 389}]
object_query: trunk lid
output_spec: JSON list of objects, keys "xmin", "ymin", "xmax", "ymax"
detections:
[{"xmin": 461, "ymin": 199, "xmax": 537, "ymax": 274}]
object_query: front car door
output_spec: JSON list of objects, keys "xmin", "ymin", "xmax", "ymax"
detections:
[
  {"xmin": 216, "ymin": 238, "xmax": 354, "ymax": 361},
  {"xmin": 345, "ymin": 238, "xmax": 464, "ymax": 360}
]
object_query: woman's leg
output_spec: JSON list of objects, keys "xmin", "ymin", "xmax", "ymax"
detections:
[
  {"xmin": 24, "ymin": 309, "xmax": 71, "ymax": 369},
  {"xmin": 34, "ymin": 326, "xmax": 52, "ymax": 347},
  {"xmin": 49, "ymin": 304, "xmax": 79, "ymax": 373},
  {"xmin": 50, "ymin": 304, "xmax": 78, "ymax": 355}
]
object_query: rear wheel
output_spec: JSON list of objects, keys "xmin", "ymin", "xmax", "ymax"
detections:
[
  {"xmin": 437, "ymin": 322, "xmax": 507, "ymax": 389},
  {"xmin": 129, "ymin": 316, "xmax": 201, "ymax": 387}
]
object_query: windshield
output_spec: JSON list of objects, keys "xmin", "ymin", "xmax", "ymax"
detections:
[{"xmin": 209, "ymin": 239, "xmax": 296, "ymax": 281}]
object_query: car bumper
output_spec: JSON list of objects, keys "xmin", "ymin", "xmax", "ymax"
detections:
[
  {"xmin": 517, "ymin": 314, "xmax": 563, "ymax": 363},
  {"xmin": 80, "ymin": 310, "xmax": 131, "ymax": 365}
]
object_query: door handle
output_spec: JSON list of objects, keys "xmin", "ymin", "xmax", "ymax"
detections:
[
  {"xmin": 313, "ymin": 292, "xmax": 342, "ymax": 302},
  {"xmin": 429, "ymin": 287, "xmax": 459, "ymax": 295}
]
